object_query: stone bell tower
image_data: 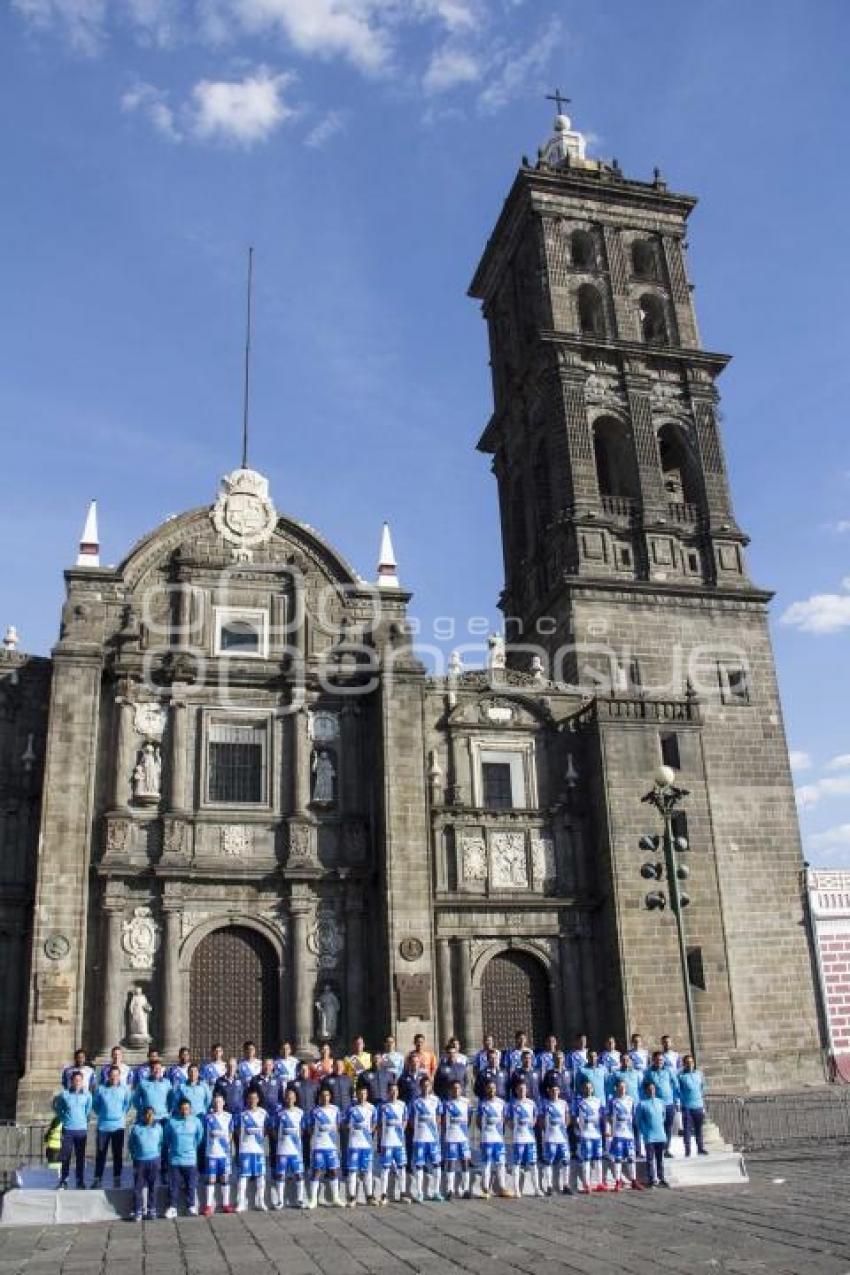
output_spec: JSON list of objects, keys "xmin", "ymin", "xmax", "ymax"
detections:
[{"xmin": 468, "ymin": 107, "xmax": 823, "ymax": 1090}]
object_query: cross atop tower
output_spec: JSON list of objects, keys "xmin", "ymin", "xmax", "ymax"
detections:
[{"xmin": 545, "ymin": 88, "xmax": 571, "ymax": 116}]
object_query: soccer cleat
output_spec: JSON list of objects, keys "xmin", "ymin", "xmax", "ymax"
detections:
[
  {"xmin": 561, "ymin": 1186, "xmax": 573, "ymax": 1196},
  {"xmin": 255, "ymin": 1200, "xmax": 268, "ymax": 1211},
  {"xmin": 201, "ymin": 1205, "xmax": 213, "ymax": 1217},
  {"xmin": 545, "ymin": 1187, "xmax": 553, "ymax": 1197},
  {"xmin": 698, "ymin": 1149, "xmax": 709, "ymax": 1157},
  {"xmin": 188, "ymin": 1205, "xmax": 199, "ymax": 1216},
  {"xmin": 577, "ymin": 1185, "xmax": 590, "ymax": 1195},
  {"xmin": 630, "ymin": 1181, "xmax": 643, "ymax": 1191},
  {"xmin": 91, "ymin": 1178, "xmax": 102, "ymax": 1189},
  {"xmin": 132, "ymin": 1213, "xmax": 143, "ymax": 1223},
  {"xmin": 221, "ymin": 1204, "xmax": 235, "ymax": 1214},
  {"xmin": 658, "ymin": 1180, "xmax": 671, "ymax": 1189},
  {"xmin": 462, "ymin": 1190, "xmax": 472, "ymax": 1201},
  {"xmin": 235, "ymin": 1203, "xmax": 247, "ymax": 1214},
  {"xmin": 57, "ymin": 1182, "xmax": 68, "ymax": 1191},
  {"xmin": 145, "ymin": 1212, "xmax": 157, "ymax": 1221},
  {"xmin": 593, "ymin": 1184, "xmax": 608, "ymax": 1193},
  {"xmin": 613, "ymin": 1181, "xmax": 623, "ymax": 1192},
  {"xmin": 164, "ymin": 1207, "xmax": 178, "ymax": 1220},
  {"xmin": 368, "ymin": 1196, "xmax": 379, "ymax": 1207}
]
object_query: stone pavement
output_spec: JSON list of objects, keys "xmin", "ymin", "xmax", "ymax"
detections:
[{"xmin": 1, "ymin": 1150, "xmax": 849, "ymax": 1275}]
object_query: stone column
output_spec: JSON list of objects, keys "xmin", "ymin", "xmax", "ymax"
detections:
[
  {"xmin": 160, "ymin": 896, "xmax": 183, "ymax": 1056},
  {"xmin": 558, "ymin": 932, "xmax": 581, "ymax": 1043},
  {"xmin": 290, "ymin": 885, "xmax": 314, "ymax": 1055},
  {"xmin": 292, "ymin": 707, "xmax": 313, "ymax": 816},
  {"xmin": 576, "ymin": 915, "xmax": 599, "ymax": 1042},
  {"xmin": 340, "ymin": 705, "xmax": 360, "ymax": 815},
  {"xmin": 111, "ymin": 696, "xmax": 135, "ymax": 811},
  {"xmin": 168, "ymin": 693, "xmax": 189, "ymax": 815},
  {"xmin": 99, "ymin": 890, "xmax": 126, "ymax": 1054},
  {"xmin": 457, "ymin": 939, "xmax": 476, "ymax": 1057},
  {"xmin": 436, "ymin": 937, "xmax": 453, "ymax": 1046},
  {"xmin": 344, "ymin": 886, "xmax": 365, "ymax": 1039}
]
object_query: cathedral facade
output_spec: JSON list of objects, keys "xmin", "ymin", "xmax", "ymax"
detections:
[{"xmin": 0, "ymin": 113, "xmax": 823, "ymax": 1118}]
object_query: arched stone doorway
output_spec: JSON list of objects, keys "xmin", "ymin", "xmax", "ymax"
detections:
[
  {"xmin": 189, "ymin": 925, "xmax": 278, "ymax": 1059},
  {"xmin": 481, "ymin": 950, "xmax": 551, "ymax": 1046}
]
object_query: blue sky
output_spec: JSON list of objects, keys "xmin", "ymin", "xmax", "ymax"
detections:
[{"xmin": 1, "ymin": 0, "xmax": 848, "ymax": 864}]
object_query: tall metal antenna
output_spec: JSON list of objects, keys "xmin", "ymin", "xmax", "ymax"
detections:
[{"xmin": 241, "ymin": 245, "xmax": 254, "ymax": 470}]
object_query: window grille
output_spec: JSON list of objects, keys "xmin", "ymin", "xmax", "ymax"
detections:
[{"xmin": 208, "ymin": 722, "xmax": 266, "ymax": 804}]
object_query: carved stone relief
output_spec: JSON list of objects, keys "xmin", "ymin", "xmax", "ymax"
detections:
[
  {"xmin": 530, "ymin": 833, "xmax": 556, "ymax": 891},
  {"xmin": 490, "ymin": 831, "xmax": 529, "ymax": 889},
  {"xmin": 121, "ymin": 906, "xmax": 160, "ymax": 970},
  {"xmin": 458, "ymin": 834, "xmax": 487, "ymax": 883},
  {"xmin": 220, "ymin": 825, "xmax": 253, "ymax": 857}
]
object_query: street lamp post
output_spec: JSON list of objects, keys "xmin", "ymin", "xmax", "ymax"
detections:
[{"xmin": 640, "ymin": 764, "xmax": 698, "ymax": 1064}]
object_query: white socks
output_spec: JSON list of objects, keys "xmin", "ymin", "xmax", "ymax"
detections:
[
  {"xmin": 414, "ymin": 1168, "xmax": 424, "ymax": 1201},
  {"xmin": 255, "ymin": 1176, "xmax": 267, "ymax": 1209},
  {"xmin": 236, "ymin": 1179, "xmax": 248, "ymax": 1211}
]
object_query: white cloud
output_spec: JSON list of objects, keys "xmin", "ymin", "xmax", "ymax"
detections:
[
  {"xmin": 304, "ymin": 109, "xmax": 345, "ymax": 148},
  {"xmin": 477, "ymin": 16, "xmax": 562, "ymax": 114},
  {"xmin": 789, "ymin": 750, "xmax": 813, "ymax": 772},
  {"xmin": 424, "ymin": 46, "xmax": 481, "ymax": 93},
  {"xmin": 121, "ymin": 81, "xmax": 181, "ymax": 141},
  {"xmin": 796, "ymin": 775, "xmax": 850, "ymax": 809},
  {"xmin": 809, "ymin": 824, "xmax": 850, "ymax": 854},
  {"xmin": 835, "ymin": 520, "xmax": 850, "ymax": 533},
  {"xmin": 781, "ymin": 577, "xmax": 850, "ymax": 634},
  {"xmin": 827, "ymin": 754, "xmax": 850, "ymax": 771},
  {"xmin": 11, "ymin": 0, "xmax": 106, "ymax": 53},
  {"xmin": 191, "ymin": 68, "xmax": 296, "ymax": 145}
]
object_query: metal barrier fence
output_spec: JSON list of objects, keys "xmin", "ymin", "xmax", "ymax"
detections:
[
  {"xmin": 709, "ymin": 1089, "xmax": 850, "ymax": 1151},
  {"xmin": 0, "ymin": 1123, "xmax": 47, "ymax": 1189}
]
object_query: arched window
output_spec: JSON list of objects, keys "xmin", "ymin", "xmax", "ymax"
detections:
[
  {"xmin": 639, "ymin": 293, "xmax": 667, "ymax": 344},
  {"xmin": 577, "ymin": 284, "xmax": 606, "ymax": 337},
  {"xmin": 658, "ymin": 423, "xmax": 701, "ymax": 505},
  {"xmin": 593, "ymin": 417, "xmax": 640, "ymax": 500},
  {"xmin": 570, "ymin": 228, "xmax": 595, "ymax": 269},
  {"xmin": 632, "ymin": 238, "xmax": 658, "ymax": 279}
]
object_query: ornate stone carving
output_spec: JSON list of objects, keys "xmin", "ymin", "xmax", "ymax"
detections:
[
  {"xmin": 121, "ymin": 906, "xmax": 160, "ymax": 969},
  {"xmin": 399, "ymin": 936, "xmax": 424, "ymax": 962},
  {"xmin": 105, "ymin": 818, "xmax": 130, "ymax": 855},
  {"xmin": 458, "ymin": 834, "xmax": 487, "ymax": 883},
  {"xmin": 180, "ymin": 910, "xmax": 208, "ymax": 940},
  {"xmin": 490, "ymin": 830, "xmax": 529, "ymax": 889},
  {"xmin": 43, "ymin": 932, "xmax": 70, "ymax": 961},
  {"xmin": 308, "ymin": 710, "xmax": 339, "ymax": 742},
  {"xmin": 163, "ymin": 817, "xmax": 187, "ymax": 856},
  {"xmin": 287, "ymin": 821, "xmax": 317, "ymax": 865},
  {"xmin": 127, "ymin": 986, "xmax": 152, "ymax": 1047},
  {"xmin": 479, "ymin": 697, "xmax": 515, "ymax": 724},
  {"xmin": 530, "ymin": 833, "xmax": 556, "ymax": 890},
  {"xmin": 134, "ymin": 702, "xmax": 166, "ymax": 740},
  {"xmin": 307, "ymin": 908, "xmax": 345, "ymax": 969},
  {"xmin": 220, "ymin": 825, "xmax": 253, "ymax": 857},
  {"xmin": 211, "ymin": 467, "xmax": 277, "ymax": 550},
  {"xmin": 131, "ymin": 742, "xmax": 161, "ymax": 804},
  {"xmin": 487, "ymin": 633, "xmax": 506, "ymax": 672}
]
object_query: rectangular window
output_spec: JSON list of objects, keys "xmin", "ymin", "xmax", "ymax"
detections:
[
  {"xmin": 482, "ymin": 762, "xmax": 514, "ymax": 810},
  {"xmin": 687, "ymin": 946, "xmax": 706, "ymax": 991},
  {"xmin": 671, "ymin": 810, "xmax": 689, "ymax": 848},
  {"xmin": 719, "ymin": 663, "xmax": 750, "ymax": 705},
  {"xmin": 659, "ymin": 731, "xmax": 681, "ymax": 770},
  {"xmin": 213, "ymin": 607, "xmax": 269, "ymax": 658},
  {"xmin": 207, "ymin": 721, "xmax": 267, "ymax": 804}
]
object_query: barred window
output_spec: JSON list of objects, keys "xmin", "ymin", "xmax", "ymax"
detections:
[{"xmin": 207, "ymin": 721, "xmax": 267, "ymax": 804}]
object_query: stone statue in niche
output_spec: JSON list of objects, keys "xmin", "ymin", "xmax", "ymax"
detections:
[
  {"xmin": 311, "ymin": 749, "xmax": 336, "ymax": 806},
  {"xmin": 127, "ymin": 986, "xmax": 152, "ymax": 1047},
  {"xmin": 487, "ymin": 633, "xmax": 506, "ymax": 673},
  {"xmin": 132, "ymin": 742, "xmax": 161, "ymax": 804},
  {"xmin": 315, "ymin": 983, "xmax": 340, "ymax": 1040}
]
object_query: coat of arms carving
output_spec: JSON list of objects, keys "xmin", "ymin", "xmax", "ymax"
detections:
[{"xmin": 211, "ymin": 468, "xmax": 277, "ymax": 549}]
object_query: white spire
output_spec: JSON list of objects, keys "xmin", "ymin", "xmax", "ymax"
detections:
[
  {"xmin": 2, "ymin": 625, "xmax": 19, "ymax": 651},
  {"xmin": 377, "ymin": 521, "xmax": 400, "ymax": 589},
  {"xmin": 76, "ymin": 499, "xmax": 100, "ymax": 567}
]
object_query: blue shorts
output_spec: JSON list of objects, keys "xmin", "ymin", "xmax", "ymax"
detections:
[
  {"xmin": 512, "ymin": 1143, "xmax": 537, "ymax": 1167},
  {"xmin": 205, "ymin": 1156, "xmax": 230, "ymax": 1182},
  {"xmin": 479, "ymin": 1143, "xmax": 506, "ymax": 1165},
  {"xmin": 238, "ymin": 1152, "xmax": 265, "ymax": 1179},
  {"xmin": 610, "ymin": 1137, "xmax": 635, "ymax": 1162},
  {"xmin": 411, "ymin": 1141, "xmax": 441, "ymax": 1168},
  {"xmin": 580, "ymin": 1138, "xmax": 602, "ymax": 1163},
  {"xmin": 346, "ymin": 1148, "xmax": 373, "ymax": 1173},
  {"xmin": 444, "ymin": 1141, "xmax": 470, "ymax": 1165},
  {"xmin": 310, "ymin": 1148, "xmax": 340, "ymax": 1175},
  {"xmin": 274, "ymin": 1154, "xmax": 303, "ymax": 1180},
  {"xmin": 379, "ymin": 1145, "xmax": 406, "ymax": 1170},
  {"xmin": 543, "ymin": 1142, "xmax": 569, "ymax": 1166}
]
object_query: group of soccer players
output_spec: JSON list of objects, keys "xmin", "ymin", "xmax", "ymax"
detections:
[{"xmin": 52, "ymin": 1028, "xmax": 708, "ymax": 1220}]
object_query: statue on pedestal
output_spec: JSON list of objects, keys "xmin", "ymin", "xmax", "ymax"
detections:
[
  {"xmin": 127, "ymin": 986, "xmax": 152, "ymax": 1048},
  {"xmin": 315, "ymin": 983, "xmax": 340, "ymax": 1041}
]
